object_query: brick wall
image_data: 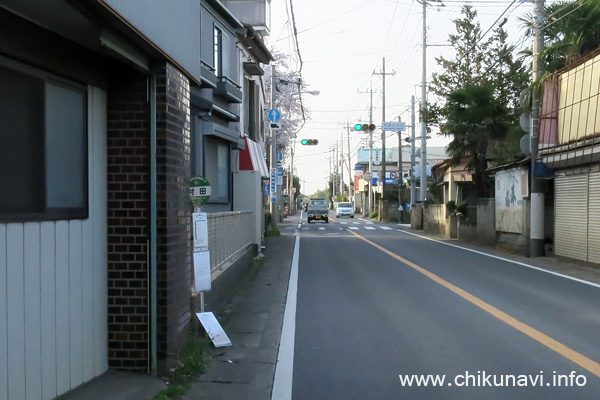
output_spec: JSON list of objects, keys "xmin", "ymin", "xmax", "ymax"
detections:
[
  {"xmin": 106, "ymin": 68, "xmax": 150, "ymax": 371},
  {"xmin": 106, "ymin": 63, "xmax": 193, "ymax": 373},
  {"xmin": 155, "ymin": 63, "xmax": 193, "ymax": 364}
]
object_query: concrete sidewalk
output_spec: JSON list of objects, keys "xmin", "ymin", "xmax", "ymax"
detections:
[
  {"xmin": 58, "ymin": 215, "xmax": 299, "ymax": 400},
  {"xmin": 188, "ymin": 221, "xmax": 296, "ymax": 399}
]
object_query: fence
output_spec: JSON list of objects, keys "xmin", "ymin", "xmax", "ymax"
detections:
[
  {"xmin": 207, "ymin": 211, "xmax": 254, "ymax": 276},
  {"xmin": 423, "ymin": 204, "xmax": 448, "ymax": 236}
]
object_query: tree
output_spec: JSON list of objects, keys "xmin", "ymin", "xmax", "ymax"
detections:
[
  {"xmin": 429, "ymin": 5, "xmax": 487, "ymax": 108},
  {"xmin": 520, "ymin": 0, "xmax": 600, "ymax": 75},
  {"xmin": 440, "ymin": 85, "xmax": 512, "ymax": 198},
  {"xmin": 428, "ymin": 5, "xmax": 529, "ymax": 178},
  {"xmin": 264, "ymin": 49, "xmax": 313, "ymax": 159},
  {"xmin": 430, "ymin": 5, "xmax": 528, "ymax": 118},
  {"xmin": 311, "ymin": 188, "xmax": 329, "ymax": 200},
  {"xmin": 292, "ymin": 175, "xmax": 301, "ymax": 205}
]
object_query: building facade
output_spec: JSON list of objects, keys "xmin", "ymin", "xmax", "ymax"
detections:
[
  {"xmin": 0, "ymin": 0, "xmax": 272, "ymax": 398},
  {"xmin": 539, "ymin": 47, "xmax": 600, "ymax": 264}
]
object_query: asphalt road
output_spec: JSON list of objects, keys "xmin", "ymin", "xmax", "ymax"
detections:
[{"xmin": 286, "ymin": 212, "xmax": 600, "ymax": 399}]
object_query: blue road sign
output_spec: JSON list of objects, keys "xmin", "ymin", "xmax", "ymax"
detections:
[{"xmin": 269, "ymin": 109, "xmax": 281, "ymax": 122}]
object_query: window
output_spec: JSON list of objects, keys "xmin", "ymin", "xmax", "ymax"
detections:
[
  {"xmin": 205, "ymin": 139, "xmax": 230, "ymax": 203},
  {"xmin": 214, "ymin": 26, "xmax": 222, "ymax": 77},
  {"xmin": 0, "ymin": 59, "xmax": 87, "ymax": 221}
]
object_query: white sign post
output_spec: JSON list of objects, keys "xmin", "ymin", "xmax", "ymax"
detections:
[
  {"xmin": 192, "ymin": 213, "xmax": 211, "ymax": 294},
  {"xmin": 192, "ymin": 212, "xmax": 211, "ymax": 310}
]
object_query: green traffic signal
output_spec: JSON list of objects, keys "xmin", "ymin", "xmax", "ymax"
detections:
[
  {"xmin": 301, "ymin": 139, "xmax": 318, "ymax": 146},
  {"xmin": 354, "ymin": 123, "xmax": 376, "ymax": 132}
]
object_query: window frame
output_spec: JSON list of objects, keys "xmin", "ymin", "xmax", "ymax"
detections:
[
  {"xmin": 0, "ymin": 56, "xmax": 88, "ymax": 222},
  {"xmin": 204, "ymin": 138, "xmax": 231, "ymax": 204},
  {"xmin": 214, "ymin": 25, "xmax": 223, "ymax": 77}
]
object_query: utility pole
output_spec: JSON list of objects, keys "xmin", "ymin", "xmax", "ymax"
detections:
[
  {"xmin": 340, "ymin": 131, "xmax": 344, "ymax": 196},
  {"xmin": 530, "ymin": 0, "xmax": 545, "ymax": 257},
  {"xmin": 420, "ymin": 0, "xmax": 428, "ymax": 201},
  {"xmin": 397, "ymin": 116, "xmax": 404, "ymax": 220},
  {"xmin": 329, "ymin": 146, "xmax": 332, "ymax": 199},
  {"xmin": 288, "ymin": 142, "xmax": 296, "ymax": 215},
  {"xmin": 269, "ymin": 64, "xmax": 278, "ymax": 228},
  {"xmin": 410, "ymin": 95, "xmax": 417, "ymax": 208},
  {"xmin": 347, "ymin": 121, "xmax": 352, "ymax": 200},
  {"xmin": 418, "ymin": 0, "xmax": 443, "ymax": 201},
  {"xmin": 358, "ymin": 82, "xmax": 376, "ymax": 215},
  {"xmin": 373, "ymin": 57, "xmax": 395, "ymax": 220}
]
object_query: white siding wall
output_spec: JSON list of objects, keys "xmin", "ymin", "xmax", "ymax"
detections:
[{"xmin": 0, "ymin": 86, "xmax": 108, "ymax": 400}]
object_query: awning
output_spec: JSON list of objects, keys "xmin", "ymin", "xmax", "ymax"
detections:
[{"xmin": 239, "ymin": 137, "xmax": 269, "ymax": 178}]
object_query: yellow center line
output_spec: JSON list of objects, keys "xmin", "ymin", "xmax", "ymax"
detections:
[{"xmin": 349, "ymin": 229, "xmax": 600, "ymax": 378}]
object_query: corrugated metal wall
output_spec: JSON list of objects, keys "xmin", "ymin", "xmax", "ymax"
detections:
[
  {"xmin": 587, "ymin": 173, "xmax": 600, "ymax": 263},
  {"xmin": 555, "ymin": 174, "xmax": 588, "ymax": 261},
  {"xmin": 0, "ymin": 87, "xmax": 108, "ymax": 400},
  {"xmin": 555, "ymin": 171, "xmax": 600, "ymax": 264}
]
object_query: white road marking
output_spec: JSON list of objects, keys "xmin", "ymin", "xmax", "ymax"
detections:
[
  {"xmin": 271, "ymin": 236, "xmax": 300, "ymax": 399},
  {"xmin": 365, "ymin": 227, "xmax": 376, "ymax": 230},
  {"xmin": 319, "ymin": 227, "xmax": 326, "ymax": 231},
  {"xmin": 380, "ymin": 226, "xmax": 393, "ymax": 230},
  {"xmin": 398, "ymin": 230, "xmax": 600, "ymax": 289},
  {"xmin": 348, "ymin": 227, "xmax": 359, "ymax": 230}
]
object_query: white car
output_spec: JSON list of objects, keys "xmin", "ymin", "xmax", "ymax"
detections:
[{"xmin": 335, "ymin": 202, "xmax": 354, "ymax": 218}]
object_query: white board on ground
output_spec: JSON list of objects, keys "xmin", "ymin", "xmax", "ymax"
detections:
[{"xmin": 196, "ymin": 312, "xmax": 232, "ymax": 347}]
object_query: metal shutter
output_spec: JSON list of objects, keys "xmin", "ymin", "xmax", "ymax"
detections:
[
  {"xmin": 587, "ymin": 172, "xmax": 600, "ymax": 263},
  {"xmin": 555, "ymin": 174, "xmax": 588, "ymax": 261}
]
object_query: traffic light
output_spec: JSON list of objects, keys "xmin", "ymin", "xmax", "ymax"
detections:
[
  {"xmin": 354, "ymin": 123, "xmax": 376, "ymax": 132},
  {"xmin": 300, "ymin": 139, "xmax": 318, "ymax": 145},
  {"xmin": 402, "ymin": 172, "xmax": 409, "ymax": 185}
]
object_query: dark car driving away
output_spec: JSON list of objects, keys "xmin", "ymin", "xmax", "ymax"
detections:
[{"xmin": 307, "ymin": 198, "xmax": 329, "ymax": 223}]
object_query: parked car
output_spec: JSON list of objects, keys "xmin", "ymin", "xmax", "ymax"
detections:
[{"xmin": 335, "ymin": 202, "xmax": 354, "ymax": 218}]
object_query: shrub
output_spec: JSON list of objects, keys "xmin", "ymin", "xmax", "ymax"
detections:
[{"xmin": 446, "ymin": 200, "xmax": 457, "ymax": 213}]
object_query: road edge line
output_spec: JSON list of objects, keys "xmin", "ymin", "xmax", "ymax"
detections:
[
  {"xmin": 271, "ymin": 235, "xmax": 300, "ymax": 399},
  {"xmin": 398, "ymin": 229, "xmax": 600, "ymax": 289}
]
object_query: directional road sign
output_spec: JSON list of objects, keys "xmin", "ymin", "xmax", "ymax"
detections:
[
  {"xmin": 268, "ymin": 109, "xmax": 281, "ymax": 122},
  {"xmin": 382, "ymin": 121, "xmax": 406, "ymax": 131}
]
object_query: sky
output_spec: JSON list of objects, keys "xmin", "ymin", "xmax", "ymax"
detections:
[{"xmin": 267, "ymin": 0, "xmax": 547, "ymax": 196}]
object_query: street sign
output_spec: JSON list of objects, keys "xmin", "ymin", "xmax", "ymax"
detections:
[
  {"xmin": 269, "ymin": 122, "xmax": 281, "ymax": 130},
  {"xmin": 270, "ymin": 169, "xmax": 277, "ymax": 202},
  {"xmin": 189, "ymin": 177, "xmax": 211, "ymax": 206},
  {"xmin": 382, "ymin": 121, "xmax": 406, "ymax": 131},
  {"xmin": 268, "ymin": 109, "xmax": 281, "ymax": 122}
]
